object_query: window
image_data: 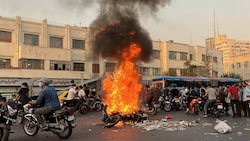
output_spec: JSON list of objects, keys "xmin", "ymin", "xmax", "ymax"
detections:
[
  {"xmin": 231, "ymin": 64, "xmax": 235, "ymax": 69},
  {"xmin": 189, "ymin": 54, "xmax": 193, "ymax": 60},
  {"xmin": 202, "ymin": 54, "xmax": 206, "ymax": 62},
  {"xmin": 213, "ymin": 57, "xmax": 217, "ymax": 63},
  {"xmin": 92, "ymin": 64, "xmax": 100, "ymax": 73},
  {"xmin": 212, "ymin": 71, "xmax": 218, "ymax": 77},
  {"xmin": 50, "ymin": 37, "xmax": 63, "ymax": 48},
  {"xmin": 152, "ymin": 68, "xmax": 160, "ymax": 75},
  {"xmin": 73, "ymin": 63, "xmax": 85, "ymax": 71},
  {"xmin": 168, "ymin": 68, "xmax": 177, "ymax": 76},
  {"xmin": 0, "ymin": 31, "xmax": 11, "ymax": 42},
  {"xmin": 72, "ymin": 39, "xmax": 85, "ymax": 49},
  {"xmin": 169, "ymin": 51, "xmax": 177, "ymax": 60},
  {"xmin": 152, "ymin": 50, "xmax": 160, "ymax": 59},
  {"xmin": 180, "ymin": 69, "xmax": 186, "ymax": 76},
  {"xmin": 236, "ymin": 63, "xmax": 241, "ymax": 68},
  {"xmin": 24, "ymin": 33, "xmax": 39, "ymax": 45},
  {"xmin": 50, "ymin": 60, "xmax": 70, "ymax": 71},
  {"xmin": 105, "ymin": 62, "xmax": 116, "ymax": 72},
  {"xmin": 244, "ymin": 61, "xmax": 249, "ymax": 68},
  {"xmin": 180, "ymin": 52, "xmax": 188, "ymax": 60},
  {"xmin": 19, "ymin": 59, "xmax": 44, "ymax": 69},
  {"xmin": 0, "ymin": 58, "xmax": 11, "ymax": 68},
  {"xmin": 140, "ymin": 67, "xmax": 149, "ymax": 75}
]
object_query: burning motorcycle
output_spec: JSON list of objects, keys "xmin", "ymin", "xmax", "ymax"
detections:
[
  {"xmin": 22, "ymin": 104, "xmax": 75, "ymax": 139},
  {"xmin": 0, "ymin": 97, "xmax": 16, "ymax": 141},
  {"xmin": 102, "ymin": 105, "xmax": 147, "ymax": 128}
]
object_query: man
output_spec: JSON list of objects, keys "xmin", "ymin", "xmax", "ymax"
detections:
[
  {"xmin": 203, "ymin": 84, "xmax": 217, "ymax": 117},
  {"xmin": 149, "ymin": 83, "xmax": 161, "ymax": 106},
  {"xmin": 67, "ymin": 84, "xmax": 77, "ymax": 100},
  {"xmin": 242, "ymin": 82, "xmax": 250, "ymax": 117},
  {"xmin": 29, "ymin": 77, "xmax": 61, "ymax": 130},
  {"xmin": 78, "ymin": 85, "xmax": 86, "ymax": 99},
  {"xmin": 228, "ymin": 82, "xmax": 241, "ymax": 117},
  {"xmin": 218, "ymin": 85, "xmax": 230, "ymax": 116},
  {"xmin": 16, "ymin": 82, "xmax": 30, "ymax": 107}
]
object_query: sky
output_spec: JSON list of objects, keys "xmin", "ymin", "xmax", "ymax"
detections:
[{"xmin": 1, "ymin": 0, "xmax": 250, "ymax": 46}]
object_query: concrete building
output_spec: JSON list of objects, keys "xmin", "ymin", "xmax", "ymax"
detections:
[
  {"xmin": 159, "ymin": 40, "xmax": 223, "ymax": 77},
  {"xmin": 0, "ymin": 16, "xmax": 224, "ymax": 95},
  {"xmin": 206, "ymin": 34, "xmax": 250, "ymax": 80}
]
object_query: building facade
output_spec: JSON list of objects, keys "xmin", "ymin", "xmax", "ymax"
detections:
[
  {"xmin": 0, "ymin": 16, "xmax": 224, "ymax": 94},
  {"xmin": 206, "ymin": 34, "xmax": 250, "ymax": 80}
]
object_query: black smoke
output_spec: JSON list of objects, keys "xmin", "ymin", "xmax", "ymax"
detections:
[{"xmin": 91, "ymin": 0, "xmax": 171, "ymax": 63}]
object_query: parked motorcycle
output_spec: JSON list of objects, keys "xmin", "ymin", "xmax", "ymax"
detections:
[
  {"xmin": 170, "ymin": 96, "xmax": 181, "ymax": 111},
  {"xmin": 62, "ymin": 98, "xmax": 89, "ymax": 114},
  {"xmin": 247, "ymin": 96, "xmax": 250, "ymax": 108},
  {"xmin": 22, "ymin": 104, "xmax": 75, "ymax": 139},
  {"xmin": 102, "ymin": 105, "xmax": 147, "ymax": 128},
  {"xmin": 158, "ymin": 93, "xmax": 171, "ymax": 112},
  {"xmin": 84, "ymin": 95, "xmax": 103, "ymax": 112},
  {"xmin": 186, "ymin": 98, "xmax": 199, "ymax": 115},
  {"xmin": 207, "ymin": 99, "xmax": 224, "ymax": 118},
  {"xmin": 0, "ymin": 97, "xmax": 16, "ymax": 141}
]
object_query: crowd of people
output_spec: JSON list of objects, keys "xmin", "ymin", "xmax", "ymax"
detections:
[{"xmin": 140, "ymin": 81, "xmax": 250, "ymax": 118}]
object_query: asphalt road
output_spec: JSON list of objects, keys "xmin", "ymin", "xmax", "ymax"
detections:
[{"xmin": 9, "ymin": 109, "xmax": 250, "ymax": 141}]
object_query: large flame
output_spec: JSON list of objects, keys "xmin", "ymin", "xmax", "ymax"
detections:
[{"xmin": 103, "ymin": 43, "xmax": 142, "ymax": 115}]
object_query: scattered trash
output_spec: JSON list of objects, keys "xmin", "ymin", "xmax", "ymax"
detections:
[
  {"xmin": 165, "ymin": 114, "xmax": 173, "ymax": 119},
  {"xmin": 133, "ymin": 119, "xmax": 199, "ymax": 131},
  {"xmin": 204, "ymin": 132, "xmax": 218, "ymax": 136},
  {"xmin": 237, "ymin": 131, "xmax": 243, "ymax": 136},
  {"xmin": 244, "ymin": 128, "xmax": 250, "ymax": 131},
  {"xmin": 214, "ymin": 119, "xmax": 232, "ymax": 134},
  {"xmin": 202, "ymin": 122, "xmax": 213, "ymax": 126},
  {"xmin": 88, "ymin": 128, "xmax": 92, "ymax": 132}
]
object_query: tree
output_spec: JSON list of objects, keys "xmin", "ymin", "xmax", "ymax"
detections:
[
  {"xmin": 220, "ymin": 72, "xmax": 242, "ymax": 80},
  {"xmin": 183, "ymin": 60, "xmax": 196, "ymax": 76}
]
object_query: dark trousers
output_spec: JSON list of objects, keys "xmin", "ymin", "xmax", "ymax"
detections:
[
  {"xmin": 34, "ymin": 107, "xmax": 52, "ymax": 124},
  {"xmin": 244, "ymin": 101, "xmax": 250, "ymax": 117},
  {"xmin": 230, "ymin": 100, "xmax": 241, "ymax": 116}
]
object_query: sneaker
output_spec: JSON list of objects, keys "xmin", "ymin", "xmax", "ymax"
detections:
[
  {"xmin": 40, "ymin": 124, "xmax": 48, "ymax": 131},
  {"xmin": 203, "ymin": 115, "xmax": 208, "ymax": 118},
  {"xmin": 185, "ymin": 109, "xmax": 189, "ymax": 114}
]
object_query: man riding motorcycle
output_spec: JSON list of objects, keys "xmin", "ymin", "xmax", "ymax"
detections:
[
  {"xmin": 29, "ymin": 77, "xmax": 61, "ymax": 130},
  {"xmin": 203, "ymin": 84, "xmax": 218, "ymax": 117}
]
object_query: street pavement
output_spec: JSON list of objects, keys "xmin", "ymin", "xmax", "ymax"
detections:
[{"xmin": 9, "ymin": 109, "xmax": 250, "ymax": 141}]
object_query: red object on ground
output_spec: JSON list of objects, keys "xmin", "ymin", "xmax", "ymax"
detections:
[{"xmin": 165, "ymin": 114, "xmax": 173, "ymax": 119}]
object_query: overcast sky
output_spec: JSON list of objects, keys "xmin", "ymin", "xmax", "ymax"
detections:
[{"xmin": 1, "ymin": 0, "xmax": 250, "ymax": 46}]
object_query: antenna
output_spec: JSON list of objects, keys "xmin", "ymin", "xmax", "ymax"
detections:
[{"xmin": 214, "ymin": 9, "xmax": 216, "ymax": 37}]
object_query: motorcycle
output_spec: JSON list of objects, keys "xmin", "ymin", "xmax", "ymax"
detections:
[
  {"xmin": 84, "ymin": 95, "xmax": 104, "ymax": 112},
  {"xmin": 170, "ymin": 95, "xmax": 181, "ymax": 111},
  {"xmin": 22, "ymin": 104, "xmax": 75, "ymax": 139},
  {"xmin": 207, "ymin": 99, "xmax": 224, "ymax": 118},
  {"xmin": 247, "ymin": 96, "xmax": 250, "ymax": 108},
  {"xmin": 0, "ymin": 97, "xmax": 16, "ymax": 141},
  {"xmin": 186, "ymin": 98, "xmax": 199, "ymax": 115},
  {"xmin": 62, "ymin": 98, "xmax": 89, "ymax": 114},
  {"xmin": 158, "ymin": 93, "xmax": 171, "ymax": 112},
  {"xmin": 102, "ymin": 105, "xmax": 147, "ymax": 128}
]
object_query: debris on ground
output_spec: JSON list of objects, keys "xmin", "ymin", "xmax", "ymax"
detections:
[
  {"xmin": 132, "ymin": 119, "xmax": 200, "ymax": 131},
  {"xmin": 214, "ymin": 119, "xmax": 232, "ymax": 134}
]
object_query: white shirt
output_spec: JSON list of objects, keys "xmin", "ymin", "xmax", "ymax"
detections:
[
  {"xmin": 67, "ymin": 87, "xmax": 77, "ymax": 100},
  {"xmin": 242, "ymin": 86, "xmax": 250, "ymax": 102},
  {"xmin": 78, "ymin": 89, "xmax": 86, "ymax": 99}
]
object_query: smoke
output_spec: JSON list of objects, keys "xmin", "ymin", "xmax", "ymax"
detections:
[{"xmin": 91, "ymin": 0, "xmax": 171, "ymax": 63}]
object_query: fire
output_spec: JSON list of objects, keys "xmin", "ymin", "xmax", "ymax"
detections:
[{"xmin": 103, "ymin": 43, "xmax": 142, "ymax": 115}]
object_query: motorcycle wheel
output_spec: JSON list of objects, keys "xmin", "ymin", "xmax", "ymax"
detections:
[
  {"xmin": 104, "ymin": 114, "xmax": 121, "ymax": 128},
  {"xmin": 23, "ymin": 116, "xmax": 39, "ymax": 136},
  {"xmin": 56, "ymin": 118, "xmax": 73, "ymax": 139},
  {"xmin": 94, "ymin": 102, "xmax": 103, "ymax": 112},
  {"xmin": 194, "ymin": 104, "xmax": 199, "ymax": 115},
  {"xmin": 149, "ymin": 106, "xmax": 157, "ymax": 115},
  {"xmin": 79, "ymin": 104, "xmax": 89, "ymax": 114},
  {"xmin": 216, "ymin": 110, "xmax": 220, "ymax": 118},
  {"xmin": 164, "ymin": 103, "xmax": 171, "ymax": 112},
  {"xmin": 0, "ymin": 125, "xmax": 10, "ymax": 141}
]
